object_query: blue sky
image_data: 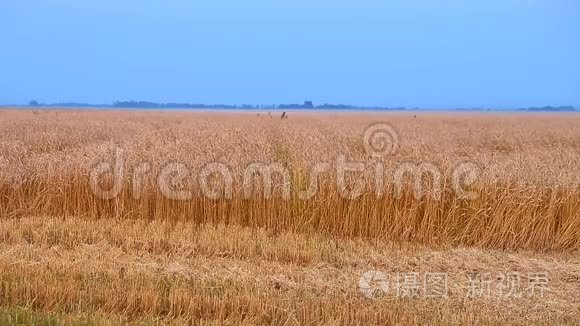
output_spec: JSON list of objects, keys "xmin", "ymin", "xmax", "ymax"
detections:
[{"xmin": 1, "ymin": 0, "xmax": 578, "ymax": 108}]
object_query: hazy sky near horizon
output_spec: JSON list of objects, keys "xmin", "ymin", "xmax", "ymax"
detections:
[{"xmin": 1, "ymin": 0, "xmax": 578, "ymax": 108}]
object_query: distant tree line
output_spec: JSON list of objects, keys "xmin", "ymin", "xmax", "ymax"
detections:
[
  {"xmin": 113, "ymin": 101, "xmax": 249, "ymax": 109},
  {"xmin": 28, "ymin": 100, "xmax": 405, "ymax": 110},
  {"xmin": 25, "ymin": 100, "xmax": 577, "ymax": 112},
  {"xmin": 113, "ymin": 100, "xmax": 409, "ymax": 110},
  {"xmin": 518, "ymin": 105, "xmax": 576, "ymax": 112}
]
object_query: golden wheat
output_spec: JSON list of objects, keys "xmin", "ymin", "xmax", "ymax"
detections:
[{"xmin": 0, "ymin": 109, "xmax": 579, "ymax": 324}]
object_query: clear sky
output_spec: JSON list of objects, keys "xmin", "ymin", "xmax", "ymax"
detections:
[{"xmin": 1, "ymin": 0, "xmax": 578, "ymax": 108}]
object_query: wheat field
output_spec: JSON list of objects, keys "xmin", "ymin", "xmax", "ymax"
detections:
[{"xmin": 1, "ymin": 109, "xmax": 579, "ymax": 324}]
